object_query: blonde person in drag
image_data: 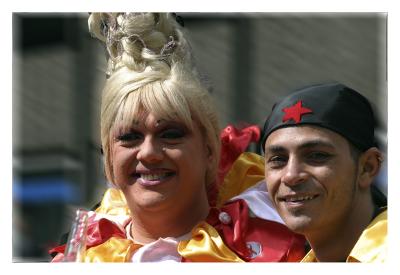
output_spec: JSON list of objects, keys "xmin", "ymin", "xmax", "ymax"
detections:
[{"xmin": 49, "ymin": 13, "xmax": 305, "ymax": 262}]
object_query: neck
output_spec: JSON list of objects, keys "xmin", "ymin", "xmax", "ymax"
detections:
[
  {"xmin": 307, "ymin": 195, "xmax": 374, "ymax": 262},
  {"xmin": 129, "ymin": 196, "xmax": 210, "ymax": 244}
]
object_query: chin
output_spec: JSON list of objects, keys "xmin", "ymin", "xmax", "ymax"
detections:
[
  {"xmin": 282, "ymin": 215, "xmax": 313, "ymax": 235},
  {"xmin": 123, "ymin": 188, "xmax": 168, "ymax": 210}
]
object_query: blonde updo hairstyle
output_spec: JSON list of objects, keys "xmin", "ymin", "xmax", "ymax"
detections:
[{"xmin": 88, "ymin": 13, "xmax": 220, "ymax": 190}]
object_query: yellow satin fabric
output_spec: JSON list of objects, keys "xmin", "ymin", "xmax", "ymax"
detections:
[
  {"xmin": 178, "ymin": 221, "xmax": 244, "ymax": 262},
  {"xmin": 95, "ymin": 188, "xmax": 130, "ymax": 216},
  {"xmin": 216, "ymin": 152, "xmax": 265, "ymax": 207},
  {"xmin": 82, "ymin": 222, "xmax": 243, "ymax": 262},
  {"xmin": 348, "ymin": 210, "xmax": 387, "ymax": 262},
  {"xmin": 301, "ymin": 210, "xmax": 387, "ymax": 262},
  {"xmin": 83, "ymin": 237, "xmax": 142, "ymax": 262}
]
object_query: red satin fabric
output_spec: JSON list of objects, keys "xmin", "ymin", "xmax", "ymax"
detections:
[
  {"xmin": 49, "ymin": 217, "xmax": 127, "ymax": 256},
  {"xmin": 207, "ymin": 125, "xmax": 261, "ymax": 207},
  {"xmin": 205, "ymin": 199, "xmax": 305, "ymax": 262},
  {"xmin": 85, "ymin": 218, "xmax": 127, "ymax": 248},
  {"xmin": 218, "ymin": 125, "xmax": 261, "ymax": 183},
  {"xmin": 207, "ymin": 125, "xmax": 261, "ymax": 206},
  {"xmin": 50, "ymin": 201, "xmax": 305, "ymax": 262}
]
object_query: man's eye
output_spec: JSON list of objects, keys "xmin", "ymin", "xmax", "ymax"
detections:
[
  {"xmin": 307, "ymin": 152, "xmax": 333, "ymax": 163},
  {"xmin": 267, "ymin": 155, "xmax": 287, "ymax": 168},
  {"xmin": 160, "ymin": 128, "xmax": 186, "ymax": 139}
]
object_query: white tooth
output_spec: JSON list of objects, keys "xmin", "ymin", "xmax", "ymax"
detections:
[
  {"xmin": 141, "ymin": 173, "xmax": 167, "ymax": 181},
  {"xmin": 287, "ymin": 196, "xmax": 314, "ymax": 202}
]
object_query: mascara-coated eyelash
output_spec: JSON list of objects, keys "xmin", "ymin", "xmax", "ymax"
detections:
[
  {"xmin": 116, "ymin": 132, "xmax": 142, "ymax": 141},
  {"xmin": 159, "ymin": 128, "xmax": 186, "ymax": 139}
]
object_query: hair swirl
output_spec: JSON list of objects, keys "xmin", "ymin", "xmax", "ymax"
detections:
[{"xmin": 88, "ymin": 13, "xmax": 190, "ymax": 77}]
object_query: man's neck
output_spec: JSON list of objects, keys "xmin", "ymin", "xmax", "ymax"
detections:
[{"xmin": 307, "ymin": 198, "xmax": 375, "ymax": 262}]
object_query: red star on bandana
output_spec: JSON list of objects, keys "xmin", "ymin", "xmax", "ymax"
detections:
[{"xmin": 282, "ymin": 100, "xmax": 313, "ymax": 123}]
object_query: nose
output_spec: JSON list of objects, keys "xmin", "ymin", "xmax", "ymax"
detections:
[
  {"xmin": 281, "ymin": 157, "xmax": 307, "ymax": 186},
  {"xmin": 136, "ymin": 136, "xmax": 164, "ymax": 163}
]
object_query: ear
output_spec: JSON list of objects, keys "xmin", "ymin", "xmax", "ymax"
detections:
[
  {"xmin": 206, "ymin": 144, "xmax": 215, "ymax": 175},
  {"xmin": 357, "ymin": 147, "xmax": 383, "ymax": 189},
  {"xmin": 106, "ymin": 140, "xmax": 119, "ymax": 189}
]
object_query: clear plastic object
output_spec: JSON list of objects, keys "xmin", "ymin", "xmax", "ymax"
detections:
[{"xmin": 63, "ymin": 209, "xmax": 89, "ymax": 262}]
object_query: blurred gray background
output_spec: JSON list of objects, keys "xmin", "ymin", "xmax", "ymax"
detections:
[{"xmin": 12, "ymin": 12, "xmax": 387, "ymax": 262}]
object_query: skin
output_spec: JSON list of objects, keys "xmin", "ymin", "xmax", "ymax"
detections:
[
  {"xmin": 264, "ymin": 126, "xmax": 381, "ymax": 261},
  {"xmin": 110, "ymin": 112, "xmax": 213, "ymax": 244}
]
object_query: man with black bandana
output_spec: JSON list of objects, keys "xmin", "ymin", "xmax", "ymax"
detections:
[{"xmin": 261, "ymin": 83, "xmax": 387, "ymax": 262}]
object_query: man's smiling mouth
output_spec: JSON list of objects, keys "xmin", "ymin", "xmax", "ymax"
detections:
[{"xmin": 281, "ymin": 194, "xmax": 319, "ymax": 203}]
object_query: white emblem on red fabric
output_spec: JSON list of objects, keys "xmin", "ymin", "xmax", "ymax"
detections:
[{"xmin": 246, "ymin": 241, "xmax": 262, "ymax": 259}]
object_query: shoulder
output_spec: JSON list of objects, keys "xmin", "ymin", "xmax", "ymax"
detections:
[{"xmin": 349, "ymin": 209, "xmax": 387, "ymax": 262}]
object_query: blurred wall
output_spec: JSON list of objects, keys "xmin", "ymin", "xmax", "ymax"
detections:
[
  {"xmin": 13, "ymin": 13, "xmax": 106, "ymax": 261},
  {"xmin": 184, "ymin": 13, "xmax": 386, "ymax": 136},
  {"xmin": 12, "ymin": 12, "xmax": 387, "ymax": 262}
]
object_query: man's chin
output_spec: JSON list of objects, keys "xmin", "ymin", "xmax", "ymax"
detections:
[{"xmin": 282, "ymin": 215, "xmax": 313, "ymax": 234}]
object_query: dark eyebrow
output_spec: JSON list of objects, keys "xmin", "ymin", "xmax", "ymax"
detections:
[
  {"xmin": 264, "ymin": 140, "xmax": 336, "ymax": 154},
  {"xmin": 264, "ymin": 145, "xmax": 287, "ymax": 155},
  {"xmin": 298, "ymin": 140, "xmax": 336, "ymax": 150}
]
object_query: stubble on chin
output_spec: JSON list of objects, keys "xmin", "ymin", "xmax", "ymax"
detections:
[{"xmin": 280, "ymin": 209, "xmax": 314, "ymax": 235}]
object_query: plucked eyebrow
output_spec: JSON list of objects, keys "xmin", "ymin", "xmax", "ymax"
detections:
[
  {"xmin": 265, "ymin": 139, "xmax": 336, "ymax": 154},
  {"xmin": 152, "ymin": 120, "xmax": 189, "ymax": 131},
  {"xmin": 130, "ymin": 119, "xmax": 184, "ymax": 129}
]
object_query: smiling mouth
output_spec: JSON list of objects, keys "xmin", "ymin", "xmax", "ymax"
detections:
[
  {"xmin": 282, "ymin": 195, "xmax": 318, "ymax": 203},
  {"xmin": 133, "ymin": 172, "xmax": 176, "ymax": 185}
]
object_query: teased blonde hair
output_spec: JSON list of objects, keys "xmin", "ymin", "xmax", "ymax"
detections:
[{"xmin": 88, "ymin": 13, "xmax": 220, "ymax": 188}]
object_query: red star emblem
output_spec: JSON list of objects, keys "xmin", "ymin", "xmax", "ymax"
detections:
[{"xmin": 282, "ymin": 100, "xmax": 313, "ymax": 123}]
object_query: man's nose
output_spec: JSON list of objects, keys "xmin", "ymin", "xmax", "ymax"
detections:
[{"xmin": 281, "ymin": 157, "xmax": 307, "ymax": 186}]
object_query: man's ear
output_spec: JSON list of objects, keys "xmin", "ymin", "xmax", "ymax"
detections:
[{"xmin": 358, "ymin": 147, "xmax": 383, "ymax": 189}]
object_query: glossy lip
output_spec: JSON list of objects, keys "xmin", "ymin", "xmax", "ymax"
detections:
[{"xmin": 133, "ymin": 168, "xmax": 176, "ymax": 187}]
